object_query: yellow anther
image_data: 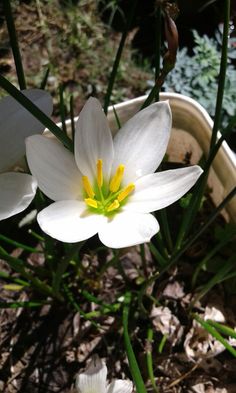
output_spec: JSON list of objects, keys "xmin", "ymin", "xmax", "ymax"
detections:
[
  {"xmin": 109, "ymin": 164, "xmax": 125, "ymax": 193},
  {"xmin": 85, "ymin": 198, "xmax": 98, "ymax": 209},
  {"xmin": 117, "ymin": 183, "xmax": 135, "ymax": 202},
  {"xmin": 82, "ymin": 176, "xmax": 95, "ymax": 199},
  {"xmin": 97, "ymin": 159, "xmax": 103, "ymax": 188},
  {"xmin": 107, "ymin": 199, "xmax": 120, "ymax": 212}
]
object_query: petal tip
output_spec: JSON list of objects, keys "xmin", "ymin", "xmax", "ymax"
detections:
[{"xmin": 193, "ymin": 165, "xmax": 204, "ymax": 177}]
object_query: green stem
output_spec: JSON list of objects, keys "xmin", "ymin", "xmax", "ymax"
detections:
[
  {"xmin": 98, "ymin": 249, "xmax": 120, "ymax": 276},
  {"xmin": 0, "ymin": 234, "xmax": 43, "ymax": 253},
  {"xmin": 103, "ymin": 0, "xmax": 138, "ymax": 114},
  {"xmin": 174, "ymin": 0, "xmax": 231, "ymax": 250},
  {"xmin": 191, "ymin": 228, "xmax": 236, "ymax": 287},
  {"xmin": 146, "ymin": 328, "xmax": 160, "ymax": 393},
  {"xmin": 154, "ymin": 10, "xmax": 173, "ymax": 252},
  {"xmin": 3, "ymin": 0, "xmax": 26, "ymax": 89},
  {"xmin": 141, "ymin": 85, "xmax": 160, "ymax": 109},
  {"xmin": 157, "ymin": 209, "xmax": 173, "ymax": 253},
  {"xmin": 52, "ymin": 242, "xmax": 84, "ymax": 295},
  {"xmin": 63, "ymin": 283, "xmax": 101, "ymax": 330},
  {"xmin": 0, "ymin": 270, "xmax": 29, "ymax": 286},
  {"xmin": 40, "ymin": 67, "xmax": 50, "ymax": 89},
  {"xmin": 149, "ymin": 242, "xmax": 168, "ymax": 267},
  {"xmin": 0, "ymin": 75, "xmax": 73, "ymax": 151},
  {"xmin": 59, "ymin": 84, "xmax": 67, "ymax": 134},
  {"xmin": 0, "ymin": 300, "xmax": 51, "ymax": 309},
  {"xmin": 158, "ymin": 335, "xmax": 167, "ymax": 354},
  {"xmin": 155, "ymin": 232, "xmax": 169, "ymax": 259},
  {"xmin": 138, "ymin": 272, "xmax": 160, "ymax": 315},
  {"xmin": 193, "ymin": 314, "xmax": 236, "ymax": 357},
  {"xmin": 206, "ymin": 320, "xmax": 236, "ymax": 340},
  {"xmin": 123, "ymin": 292, "xmax": 147, "ymax": 393},
  {"xmin": 0, "ymin": 247, "xmax": 57, "ymax": 299},
  {"xmin": 176, "ymin": 186, "xmax": 236, "ymax": 260},
  {"xmin": 174, "ymin": 117, "xmax": 235, "ymax": 251},
  {"xmin": 81, "ymin": 289, "xmax": 120, "ymax": 313},
  {"xmin": 191, "ymin": 255, "xmax": 234, "ymax": 307},
  {"xmin": 140, "ymin": 244, "xmax": 148, "ymax": 277},
  {"xmin": 151, "ymin": 186, "xmax": 236, "ymax": 282},
  {"xmin": 210, "ymin": 0, "xmax": 230, "ymax": 150},
  {"xmin": 28, "ymin": 229, "xmax": 44, "ymax": 242},
  {"xmin": 113, "ymin": 105, "xmax": 122, "ymax": 128},
  {"xmin": 70, "ymin": 94, "xmax": 76, "ymax": 141},
  {"xmin": 154, "ymin": 5, "xmax": 161, "ymax": 101}
]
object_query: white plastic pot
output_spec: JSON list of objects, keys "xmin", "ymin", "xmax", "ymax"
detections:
[{"xmin": 107, "ymin": 93, "xmax": 236, "ymax": 222}]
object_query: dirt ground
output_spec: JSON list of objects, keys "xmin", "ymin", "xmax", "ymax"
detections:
[{"xmin": 1, "ymin": 1, "xmax": 236, "ymax": 392}]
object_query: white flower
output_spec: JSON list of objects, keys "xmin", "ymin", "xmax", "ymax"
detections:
[
  {"xmin": 75, "ymin": 355, "xmax": 133, "ymax": 393},
  {"xmin": 0, "ymin": 89, "xmax": 53, "ymax": 221},
  {"xmin": 26, "ymin": 97, "xmax": 202, "ymax": 248}
]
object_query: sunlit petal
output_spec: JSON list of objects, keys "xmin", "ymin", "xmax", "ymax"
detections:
[
  {"xmin": 37, "ymin": 200, "xmax": 106, "ymax": 243},
  {"xmin": 0, "ymin": 89, "xmax": 53, "ymax": 172},
  {"xmin": 112, "ymin": 101, "xmax": 172, "ymax": 184},
  {"xmin": 26, "ymin": 135, "xmax": 83, "ymax": 201},
  {"xmin": 75, "ymin": 97, "xmax": 114, "ymax": 182},
  {"xmin": 98, "ymin": 211, "xmax": 159, "ymax": 248},
  {"xmin": 76, "ymin": 356, "xmax": 107, "ymax": 393},
  {"xmin": 125, "ymin": 166, "xmax": 203, "ymax": 213},
  {"xmin": 0, "ymin": 172, "xmax": 37, "ymax": 220},
  {"xmin": 107, "ymin": 380, "xmax": 133, "ymax": 393}
]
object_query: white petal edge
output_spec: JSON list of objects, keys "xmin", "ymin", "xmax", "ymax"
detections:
[
  {"xmin": 76, "ymin": 356, "xmax": 107, "ymax": 393},
  {"xmin": 26, "ymin": 135, "xmax": 83, "ymax": 201},
  {"xmin": 112, "ymin": 101, "xmax": 172, "ymax": 184},
  {"xmin": 98, "ymin": 211, "xmax": 159, "ymax": 248},
  {"xmin": 107, "ymin": 380, "xmax": 133, "ymax": 393},
  {"xmin": 0, "ymin": 89, "xmax": 53, "ymax": 172},
  {"xmin": 75, "ymin": 97, "xmax": 114, "ymax": 182},
  {"xmin": 0, "ymin": 172, "xmax": 37, "ymax": 221},
  {"xmin": 124, "ymin": 166, "xmax": 203, "ymax": 213},
  {"xmin": 37, "ymin": 200, "xmax": 106, "ymax": 243}
]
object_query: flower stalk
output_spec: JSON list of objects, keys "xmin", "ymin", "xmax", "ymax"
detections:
[
  {"xmin": 123, "ymin": 292, "xmax": 147, "ymax": 393},
  {"xmin": 142, "ymin": 3, "xmax": 179, "ymax": 109},
  {"xmin": 3, "ymin": 0, "xmax": 26, "ymax": 90},
  {"xmin": 174, "ymin": 0, "xmax": 231, "ymax": 250},
  {"xmin": 103, "ymin": 0, "xmax": 138, "ymax": 114}
]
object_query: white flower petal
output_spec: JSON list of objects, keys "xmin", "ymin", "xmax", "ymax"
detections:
[
  {"xmin": 26, "ymin": 135, "xmax": 83, "ymax": 201},
  {"xmin": 112, "ymin": 101, "xmax": 172, "ymax": 184},
  {"xmin": 0, "ymin": 172, "xmax": 37, "ymax": 220},
  {"xmin": 0, "ymin": 89, "xmax": 53, "ymax": 172},
  {"xmin": 125, "ymin": 166, "xmax": 203, "ymax": 213},
  {"xmin": 75, "ymin": 97, "xmax": 114, "ymax": 181},
  {"xmin": 98, "ymin": 211, "xmax": 159, "ymax": 248},
  {"xmin": 107, "ymin": 380, "xmax": 133, "ymax": 393},
  {"xmin": 76, "ymin": 356, "xmax": 107, "ymax": 393},
  {"xmin": 37, "ymin": 201, "xmax": 106, "ymax": 243}
]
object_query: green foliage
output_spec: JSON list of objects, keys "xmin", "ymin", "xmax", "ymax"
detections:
[{"xmin": 162, "ymin": 28, "xmax": 236, "ymax": 127}]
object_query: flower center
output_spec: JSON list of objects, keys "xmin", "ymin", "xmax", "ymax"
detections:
[{"xmin": 82, "ymin": 159, "xmax": 135, "ymax": 215}]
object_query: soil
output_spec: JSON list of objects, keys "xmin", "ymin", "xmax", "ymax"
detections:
[
  {"xmin": 1, "ymin": 194, "xmax": 236, "ymax": 392},
  {"xmin": 0, "ymin": 1, "xmax": 236, "ymax": 393},
  {"xmin": 0, "ymin": 0, "xmax": 152, "ymax": 118}
]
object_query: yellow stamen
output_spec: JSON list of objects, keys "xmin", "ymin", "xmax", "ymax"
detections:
[
  {"xmin": 107, "ymin": 199, "xmax": 120, "ymax": 212},
  {"xmin": 82, "ymin": 176, "xmax": 95, "ymax": 198},
  {"xmin": 85, "ymin": 198, "xmax": 98, "ymax": 209},
  {"xmin": 117, "ymin": 183, "xmax": 135, "ymax": 202},
  {"xmin": 109, "ymin": 164, "xmax": 125, "ymax": 193},
  {"xmin": 97, "ymin": 159, "xmax": 103, "ymax": 188}
]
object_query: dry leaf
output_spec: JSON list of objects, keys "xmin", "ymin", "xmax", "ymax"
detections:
[{"xmin": 151, "ymin": 306, "xmax": 183, "ymax": 345}]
